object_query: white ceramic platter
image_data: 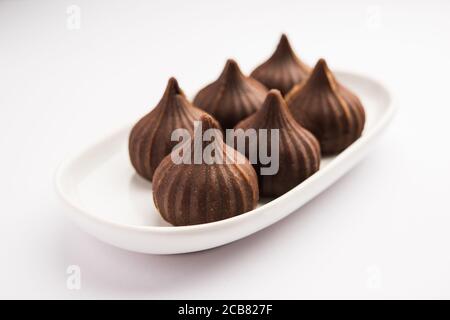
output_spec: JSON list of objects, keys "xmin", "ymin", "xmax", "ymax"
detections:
[{"xmin": 56, "ymin": 71, "xmax": 395, "ymax": 254}]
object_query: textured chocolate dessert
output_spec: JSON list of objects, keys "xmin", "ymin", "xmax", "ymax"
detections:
[
  {"xmin": 193, "ymin": 59, "xmax": 268, "ymax": 130},
  {"xmin": 286, "ymin": 59, "xmax": 366, "ymax": 155},
  {"xmin": 234, "ymin": 90, "xmax": 321, "ymax": 197},
  {"xmin": 250, "ymin": 34, "xmax": 311, "ymax": 96},
  {"xmin": 152, "ymin": 115, "xmax": 259, "ymax": 226},
  {"xmin": 129, "ymin": 77, "xmax": 215, "ymax": 181}
]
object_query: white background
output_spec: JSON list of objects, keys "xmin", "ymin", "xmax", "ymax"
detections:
[{"xmin": 1, "ymin": 0, "xmax": 449, "ymax": 299}]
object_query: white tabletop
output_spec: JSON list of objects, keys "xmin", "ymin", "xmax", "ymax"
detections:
[{"xmin": 1, "ymin": 0, "xmax": 449, "ymax": 299}]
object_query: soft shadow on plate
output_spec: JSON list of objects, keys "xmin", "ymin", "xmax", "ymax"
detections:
[
  {"xmin": 129, "ymin": 173, "xmax": 151, "ymax": 190},
  {"xmin": 128, "ymin": 173, "xmax": 171, "ymax": 226}
]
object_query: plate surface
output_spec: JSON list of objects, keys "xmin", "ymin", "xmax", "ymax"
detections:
[{"xmin": 56, "ymin": 71, "xmax": 395, "ymax": 254}]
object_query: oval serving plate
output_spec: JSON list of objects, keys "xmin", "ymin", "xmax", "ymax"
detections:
[{"xmin": 55, "ymin": 71, "xmax": 395, "ymax": 254}]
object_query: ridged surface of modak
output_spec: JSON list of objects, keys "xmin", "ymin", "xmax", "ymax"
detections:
[
  {"xmin": 251, "ymin": 34, "xmax": 311, "ymax": 96},
  {"xmin": 129, "ymin": 77, "xmax": 213, "ymax": 181},
  {"xmin": 234, "ymin": 90, "xmax": 320, "ymax": 197},
  {"xmin": 153, "ymin": 115, "xmax": 259, "ymax": 226},
  {"xmin": 286, "ymin": 59, "xmax": 366, "ymax": 155},
  {"xmin": 193, "ymin": 59, "xmax": 268, "ymax": 130}
]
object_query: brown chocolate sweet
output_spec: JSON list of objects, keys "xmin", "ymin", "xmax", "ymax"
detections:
[
  {"xmin": 234, "ymin": 90, "xmax": 321, "ymax": 197},
  {"xmin": 250, "ymin": 34, "xmax": 311, "ymax": 96},
  {"xmin": 152, "ymin": 115, "xmax": 259, "ymax": 226},
  {"xmin": 129, "ymin": 77, "xmax": 215, "ymax": 181},
  {"xmin": 193, "ymin": 59, "xmax": 268, "ymax": 130},
  {"xmin": 286, "ymin": 59, "xmax": 366, "ymax": 155}
]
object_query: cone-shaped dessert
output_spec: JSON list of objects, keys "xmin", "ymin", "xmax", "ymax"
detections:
[
  {"xmin": 193, "ymin": 59, "xmax": 268, "ymax": 130},
  {"xmin": 153, "ymin": 115, "xmax": 259, "ymax": 226},
  {"xmin": 250, "ymin": 34, "xmax": 311, "ymax": 96},
  {"xmin": 234, "ymin": 90, "xmax": 320, "ymax": 197},
  {"xmin": 286, "ymin": 59, "xmax": 366, "ymax": 155},
  {"xmin": 129, "ymin": 77, "xmax": 216, "ymax": 181}
]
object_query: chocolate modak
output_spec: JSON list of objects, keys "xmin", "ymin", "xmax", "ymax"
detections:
[
  {"xmin": 286, "ymin": 59, "xmax": 365, "ymax": 154},
  {"xmin": 152, "ymin": 115, "xmax": 259, "ymax": 226},
  {"xmin": 129, "ymin": 77, "xmax": 216, "ymax": 181},
  {"xmin": 234, "ymin": 90, "xmax": 320, "ymax": 197},
  {"xmin": 193, "ymin": 59, "xmax": 268, "ymax": 130},
  {"xmin": 251, "ymin": 34, "xmax": 311, "ymax": 96}
]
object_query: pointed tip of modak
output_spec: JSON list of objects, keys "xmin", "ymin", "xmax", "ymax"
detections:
[
  {"xmin": 199, "ymin": 114, "xmax": 221, "ymax": 132},
  {"xmin": 225, "ymin": 58, "xmax": 239, "ymax": 70},
  {"xmin": 315, "ymin": 58, "xmax": 328, "ymax": 70},
  {"xmin": 307, "ymin": 58, "xmax": 336, "ymax": 89},
  {"xmin": 220, "ymin": 59, "xmax": 244, "ymax": 83},
  {"xmin": 261, "ymin": 89, "xmax": 287, "ymax": 113},
  {"xmin": 165, "ymin": 77, "xmax": 184, "ymax": 96},
  {"xmin": 272, "ymin": 33, "xmax": 295, "ymax": 59},
  {"xmin": 266, "ymin": 89, "xmax": 284, "ymax": 103},
  {"xmin": 279, "ymin": 33, "xmax": 289, "ymax": 45}
]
